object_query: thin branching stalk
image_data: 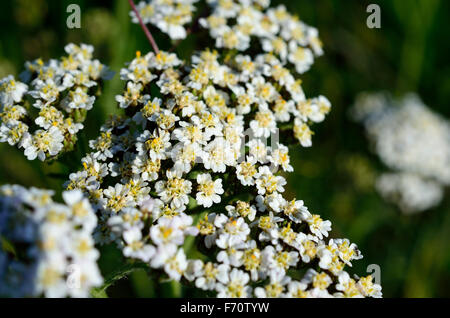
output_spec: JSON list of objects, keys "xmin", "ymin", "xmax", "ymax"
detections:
[{"xmin": 128, "ymin": 0, "xmax": 160, "ymax": 54}]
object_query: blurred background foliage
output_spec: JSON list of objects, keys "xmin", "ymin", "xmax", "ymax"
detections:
[{"xmin": 0, "ymin": 0, "xmax": 449, "ymax": 297}]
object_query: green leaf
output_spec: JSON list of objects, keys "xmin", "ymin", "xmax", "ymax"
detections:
[
  {"xmin": 90, "ymin": 261, "xmax": 150, "ymax": 298},
  {"xmin": 0, "ymin": 235, "xmax": 16, "ymax": 257},
  {"xmin": 90, "ymin": 288, "xmax": 108, "ymax": 298}
]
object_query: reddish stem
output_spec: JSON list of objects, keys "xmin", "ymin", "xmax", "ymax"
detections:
[{"xmin": 128, "ymin": 0, "xmax": 160, "ymax": 54}]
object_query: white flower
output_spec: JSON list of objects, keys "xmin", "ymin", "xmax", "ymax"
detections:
[
  {"xmin": 215, "ymin": 26, "xmax": 250, "ymax": 51},
  {"xmin": 150, "ymin": 51, "xmax": 182, "ymax": 70},
  {"xmin": 285, "ymin": 280, "xmax": 309, "ymax": 298},
  {"xmin": 249, "ymin": 76, "xmax": 278, "ymax": 104},
  {"xmin": 240, "ymin": 240, "xmax": 262, "ymax": 281},
  {"xmin": 65, "ymin": 170, "xmax": 100, "ymax": 192},
  {"xmin": 197, "ymin": 213, "xmax": 219, "ymax": 248},
  {"xmin": 293, "ymin": 118, "xmax": 313, "ymax": 147},
  {"xmin": 136, "ymin": 129, "xmax": 171, "ymax": 161},
  {"xmin": 262, "ymin": 36, "xmax": 288, "ymax": 61},
  {"xmin": 261, "ymin": 245, "xmax": 299, "ymax": 277},
  {"xmin": 0, "ymin": 75, "xmax": 28, "ymax": 105},
  {"xmin": 306, "ymin": 214, "xmax": 332, "ymax": 240},
  {"xmin": 333, "ymin": 271, "xmax": 363, "ymax": 298},
  {"xmin": 89, "ymin": 130, "xmax": 114, "ymax": 161},
  {"xmin": 34, "ymin": 105, "xmax": 63, "ymax": 129},
  {"xmin": 353, "ymin": 92, "xmax": 449, "ymax": 213},
  {"xmin": 22, "ymin": 126, "xmax": 64, "ymax": 161},
  {"xmin": 35, "ymin": 259, "xmax": 67, "ymax": 298},
  {"xmin": 306, "ymin": 270, "xmax": 333, "ymax": 292},
  {"xmin": 282, "ymin": 199, "xmax": 310, "ymax": 224},
  {"xmin": 103, "ymin": 183, "xmax": 134, "ymax": 213},
  {"xmin": 333, "ymin": 238, "xmax": 363, "ymax": 266},
  {"xmin": 155, "ymin": 169, "xmax": 192, "ymax": 209},
  {"xmin": 150, "ymin": 217, "xmax": 185, "ymax": 246},
  {"xmin": 65, "ymin": 87, "xmax": 96, "ymax": 110},
  {"xmin": 376, "ymin": 172, "xmax": 444, "ymax": 214},
  {"xmin": 269, "ymin": 144, "xmax": 293, "ymax": 172},
  {"xmin": 125, "ymin": 176, "xmax": 151, "ymax": 204},
  {"xmin": 62, "ymin": 190, "xmax": 97, "ymax": 231},
  {"xmin": 195, "ymin": 262, "xmax": 229, "ymax": 291},
  {"xmin": 215, "ymin": 215, "xmax": 250, "ymax": 249},
  {"xmin": 153, "ymin": 109, "xmax": 180, "ymax": 130},
  {"xmin": 295, "ymin": 233, "xmax": 318, "ymax": 263},
  {"xmin": 123, "ymin": 228, "xmax": 155, "ymax": 262},
  {"xmin": 272, "ymin": 98, "xmax": 294, "ymax": 122},
  {"xmin": 217, "ymin": 246, "xmax": 245, "ymax": 267},
  {"xmin": 195, "ymin": 173, "xmax": 224, "ymax": 208},
  {"xmin": 115, "ymin": 82, "xmax": 144, "ymax": 109},
  {"xmin": 202, "ymin": 138, "xmax": 234, "ymax": 173},
  {"xmin": 216, "ymin": 268, "xmax": 251, "ymax": 298},
  {"xmin": 0, "ymin": 185, "xmax": 102, "ymax": 298},
  {"xmin": 250, "ymin": 108, "xmax": 277, "ymax": 138},
  {"xmin": 232, "ymin": 85, "xmax": 255, "ymax": 114},
  {"xmin": 247, "ymin": 139, "xmax": 270, "ymax": 164},
  {"xmin": 69, "ymin": 231, "xmax": 99, "ymax": 261},
  {"xmin": 357, "ymin": 275, "xmax": 382, "ymax": 298},
  {"xmin": 256, "ymin": 212, "xmax": 284, "ymax": 243},
  {"xmin": 29, "ymin": 78, "xmax": 62, "ymax": 102},
  {"xmin": 108, "ymin": 207, "xmax": 144, "ymax": 235},
  {"xmin": 236, "ymin": 156, "xmax": 259, "ymax": 186},
  {"xmin": 255, "ymin": 166, "xmax": 286, "ymax": 195},
  {"xmin": 310, "ymin": 95, "xmax": 331, "ymax": 123},
  {"xmin": 317, "ymin": 245, "xmax": 333, "ymax": 270},
  {"xmin": 226, "ymin": 201, "xmax": 257, "ymax": 221},
  {"xmin": 151, "ymin": 245, "xmax": 188, "ymax": 281},
  {"xmin": 132, "ymin": 154, "xmax": 160, "ymax": 182},
  {"xmin": 170, "ymin": 142, "xmax": 203, "ymax": 174},
  {"xmin": 254, "ymin": 270, "xmax": 291, "ymax": 298},
  {"xmin": 288, "ymin": 42, "xmax": 314, "ymax": 74},
  {"xmin": 257, "ymin": 192, "xmax": 286, "ymax": 213},
  {"xmin": 65, "ymin": 43, "xmax": 94, "ymax": 62},
  {"xmin": 67, "ymin": 261, "xmax": 104, "ymax": 298},
  {"xmin": 64, "ymin": 118, "xmax": 84, "ymax": 134},
  {"xmin": 0, "ymin": 121, "xmax": 28, "ymax": 146},
  {"xmin": 157, "ymin": 17, "xmax": 187, "ymax": 40},
  {"xmin": 173, "ymin": 118, "xmax": 208, "ymax": 145},
  {"xmin": 184, "ymin": 259, "xmax": 204, "ymax": 282}
]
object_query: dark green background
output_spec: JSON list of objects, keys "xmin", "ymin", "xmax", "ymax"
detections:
[{"xmin": 0, "ymin": 0, "xmax": 449, "ymax": 297}]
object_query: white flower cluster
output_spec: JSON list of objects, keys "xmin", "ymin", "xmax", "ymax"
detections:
[
  {"xmin": 0, "ymin": 185, "xmax": 102, "ymax": 297},
  {"xmin": 132, "ymin": 0, "xmax": 323, "ymax": 75},
  {"xmin": 0, "ymin": 43, "xmax": 112, "ymax": 161},
  {"xmin": 64, "ymin": 42, "xmax": 381, "ymax": 297},
  {"xmin": 352, "ymin": 92, "xmax": 450, "ymax": 214},
  {"xmin": 200, "ymin": 0, "xmax": 323, "ymax": 75},
  {"xmin": 130, "ymin": 0, "xmax": 199, "ymax": 40},
  {"xmin": 376, "ymin": 173, "xmax": 444, "ymax": 213}
]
